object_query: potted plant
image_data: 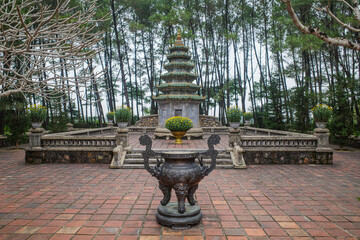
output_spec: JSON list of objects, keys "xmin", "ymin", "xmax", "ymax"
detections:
[
  {"xmin": 106, "ymin": 111, "xmax": 115, "ymax": 123},
  {"xmin": 243, "ymin": 112, "xmax": 253, "ymax": 126},
  {"xmin": 165, "ymin": 116, "xmax": 193, "ymax": 144},
  {"xmin": 226, "ymin": 106, "xmax": 242, "ymax": 129},
  {"xmin": 115, "ymin": 106, "xmax": 131, "ymax": 128},
  {"xmin": 311, "ymin": 104, "xmax": 333, "ymax": 128},
  {"xmin": 27, "ymin": 104, "xmax": 47, "ymax": 128}
]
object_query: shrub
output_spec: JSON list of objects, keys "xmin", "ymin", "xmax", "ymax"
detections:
[
  {"xmin": 27, "ymin": 104, "xmax": 47, "ymax": 122},
  {"xmin": 106, "ymin": 112, "xmax": 114, "ymax": 121},
  {"xmin": 243, "ymin": 112, "xmax": 253, "ymax": 121},
  {"xmin": 115, "ymin": 106, "xmax": 131, "ymax": 122},
  {"xmin": 165, "ymin": 116, "xmax": 193, "ymax": 132},
  {"xmin": 226, "ymin": 106, "xmax": 242, "ymax": 122}
]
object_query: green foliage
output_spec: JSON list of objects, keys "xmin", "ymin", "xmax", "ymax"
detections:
[
  {"xmin": 311, "ymin": 104, "xmax": 333, "ymax": 122},
  {"xmin": 243, "ymin": 112, "xmax": 253, "ymax": 121},
  {"xmin": 115, "ymin": 106, "xmax": 131, "ymax": 122},
  {"xmin": 328, "ymin": 76, "xmax": 354, "ymax": 147},
  {"xmin": 165, "ymin": 116, "xmax": 193, "ymax": 132},
  {"xmin": 290, "ymin": 87, "xmax": 312, "ymax": 132},
  {"xmin": 226, "ymin": 106, "xmax": 242, "ymax": 123},
  {"xmin": 0, "ymin": 94, "xmax": 29, "ymax": 147},
  {"xmin": 46, "ymin": 116, "xmax": 68, "ymax": 133},
  {"xmin": 7, "ymin": 114, "xmax": 29, "ymax": 147}
]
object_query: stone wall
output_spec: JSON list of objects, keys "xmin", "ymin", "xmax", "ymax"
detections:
[
  {"xmin": 135, "ymin": 115, "xmax": 158, "ymax": 127},
  {"xmin": 26, "ymin": 149, "xmax": 113, "ymax": 164},
  {"xmin": 243, "ymin": 150, "xmax": 332, "ymax": 164},
  {"xmin": 199, "ymin": 115, "xmax": 221, "ymax": 127},
  {"xmin": 134, "ymin": 114, "xmax": 222, "ymax": 128}
]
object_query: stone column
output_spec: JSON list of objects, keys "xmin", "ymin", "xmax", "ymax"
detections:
[
  {"xmin": 227, "ymin": 128, "xmax": 247, "ymax": 168},
  {"xmin": 116, "ymin": 128, "xmax": 129, "ymax": 146},
  {"xmin": 66, "ymin": 123, "xmax": 74, "ymax": 131},
  {"xmin": 110, "ymin": 128, "xmax": 132, "ymax": 168},
  {"xmin": 25, "ymin": 128, "xmax": 45, "ymax": 164},
  {"xmin": 29, "ymin": 128, "xmax": 45, "ymax": 149},
  {"xmin": 314, "ymin": 128, "xmax": 333, "ymax": 164}
]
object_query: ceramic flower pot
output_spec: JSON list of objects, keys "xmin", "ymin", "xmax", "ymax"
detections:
[
  {"xmin": 229, "ymin": 122, "xmax": 240, "ymax": 129},
  {"xmin": 31, "ymin": 122, "xmax": 42, "ymax": 129},
  {"xmin": 117, "ymin": 122, "xmax": 128, "ymax": 128},
  {"xmin": 171, "ymin": 131, "xmax": 187, "ymax": 144},
  {"xmin": 315, "ymin": 122, "xmax": 327, "ymax": 128}
]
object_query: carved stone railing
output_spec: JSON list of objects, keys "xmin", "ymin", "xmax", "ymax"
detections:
[
  {"xmin": 128, "ymin": 127, "xmax": 156, "ymax": 133},
  {"xmin": 239, "ymin": 136, "xmax": 318, "ymax": 149},
  {"xmin": 41, "ymin": 136, "xmax": 116, "ymax": 148},
  {"xmin": 241, "ymin": 126, "xmax": 310, "ymax": 137},
  {"xmin": 49, "ymin": 126, "xmax": 116, "ymax": 137}
]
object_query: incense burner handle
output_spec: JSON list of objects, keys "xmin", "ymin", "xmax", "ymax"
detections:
[
  {"xmin": 139, "ymin": 135, "xmax": 162, "ymax": 178},
  {"xmin": 198, "ymin": 134, "xmax": 221, "ymax": 176}
]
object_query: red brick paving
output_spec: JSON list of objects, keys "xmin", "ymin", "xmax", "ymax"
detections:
[{"xmin": 0, "ymin": 149, "xmax": 359, "ymax": 239}]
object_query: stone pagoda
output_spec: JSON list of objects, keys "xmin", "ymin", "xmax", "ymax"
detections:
[{"xmin": 154, "ymin": 30, "xmax": 204, "ymax": 138}]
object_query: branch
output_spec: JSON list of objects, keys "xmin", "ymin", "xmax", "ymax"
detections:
[
  {"xmin": 0, "ymin": 88, "xmax": 23, "ymax": 98},
  {"xmin": 281, "ymin": 0, "xmax": 360, "ymax": 51}
]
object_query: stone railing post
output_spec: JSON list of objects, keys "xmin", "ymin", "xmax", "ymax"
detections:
[
  {"xmin": 25, "ymin": 128, "xmax": 45, "ymax": 164},
  {"xmin": 314, "ymin": 128, "xmax": 333, "ymax": 164},
  {"xmin": 66, "ymin": 123, "xmax": 74, "ymax": 131},
  {"xmin": 110, "ymin": 128, "xmax": 132, "ymax": 168},
  {"xmin": 29, "ymin": 128, "xmax": 45, "ymax": 149},
  {"xmin": 226, "ymin": 128, "xmax": 247, "ymax": 168}
]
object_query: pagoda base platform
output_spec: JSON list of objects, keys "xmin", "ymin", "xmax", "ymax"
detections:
[{"xmin": 154, "ymin": 127, "xmax": 204, "ymax": 139}]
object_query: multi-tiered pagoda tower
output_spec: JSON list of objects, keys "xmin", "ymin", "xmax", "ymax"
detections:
[{"xmin": 154, "ymin": 30, "xmax": 204, "ymax": 129}]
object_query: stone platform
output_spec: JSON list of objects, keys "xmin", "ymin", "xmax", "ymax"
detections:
[
  {"xmin": 25, "ymin": 126, "xmax": 334, "ymax": 166},
  {"xmin": 0, "ymin": 149, "xmax": 359, "ymax": 239}
]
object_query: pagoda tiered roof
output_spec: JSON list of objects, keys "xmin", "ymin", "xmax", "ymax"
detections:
[{"xmin": 154, "ymin": 30, "xmax": 204, "ymax": 103}]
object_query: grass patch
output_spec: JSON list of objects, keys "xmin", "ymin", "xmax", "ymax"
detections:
[{"xmin": 357, "ymin": 197, "xmax": 360, "ymax": 201}]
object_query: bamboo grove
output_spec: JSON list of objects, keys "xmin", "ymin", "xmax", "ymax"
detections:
[{"xmin": 1, "ymin": 0, "xmax": 359, "ymax": 144}]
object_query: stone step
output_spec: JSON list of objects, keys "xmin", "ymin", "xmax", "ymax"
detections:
[
  {"xmin": 121, "ymin": 164, "xmax": 234, "ymax": 169},
  {"xmin": 124, "ymin": 158, "xmax": 233, "ymax": 165},
  {"xmin": 125, "ymin": 153, "xmax": 231, "ymax": 159},
  {"xmin": 130, "ymin": 149, "xmax": 228, "ymax": 153}
]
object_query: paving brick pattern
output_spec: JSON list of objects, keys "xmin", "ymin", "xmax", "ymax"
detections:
[{"xmin": 0, "ymin": 149, "xmax": 359, "ymax": 239}]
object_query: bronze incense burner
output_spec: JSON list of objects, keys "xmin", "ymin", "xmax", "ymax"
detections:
[{"xmin": 139, "ymin": 134, "xmax": 220, "ymax": 229}]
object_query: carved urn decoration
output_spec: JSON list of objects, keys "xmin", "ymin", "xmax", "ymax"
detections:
[{"xmin": 139, "ymin": 134, "xmax": 221, "ymax": 229}]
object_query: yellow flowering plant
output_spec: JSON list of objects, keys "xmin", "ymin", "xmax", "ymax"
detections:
[
  {"xmin": 226, "ymin": 106, "xmax": 242, "ymax": 122},
  {"xmin": 165, "ymin": 116, "xmax": 193, "ymax": 132},
  {"xmin": 106, "ymin": 111, "xmax": 115, "ymax": 121},
  {"xmin": 27, "ymin": 104, "xmax": 47, "ymax": 122},
  {"xmin": 311, "ymin": 104, "xmax": 333, "ymax": 122},
  {"xmin": 115, "ymin": 106, "xmax": 131, "ymax": 122}
]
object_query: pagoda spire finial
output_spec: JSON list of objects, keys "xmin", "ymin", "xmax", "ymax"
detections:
[{"xmin": 174, "ymin": 29, "xmax": 184, "ymax": 46}]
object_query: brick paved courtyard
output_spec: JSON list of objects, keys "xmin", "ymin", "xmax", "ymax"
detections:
[{"xmin": 0, "ymin": 149, "xmax": 359, "ymax": 240}]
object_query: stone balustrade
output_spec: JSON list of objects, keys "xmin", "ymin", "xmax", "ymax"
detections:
[
  {"xmin": 41, "ymin": 136, "xmax": 116, "ymax": 148},
  {"xmin": 229, "ymin": 127, "xmax": 333, "ymax": 165},
  {"xmin": 241, "ymin": 126, "xmax": 311, "ymax": 137},
  {"xmin": 49, "ymin": 126, "xmax": 116, "ymax": 136},
  {"xmin": 238, "ymin": 136, "xmax": 318, "ymax": 148}
]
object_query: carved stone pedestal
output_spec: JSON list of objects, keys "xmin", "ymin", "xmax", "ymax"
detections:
[
  {"xmin": 156, "ymin": 202, "xmax": 202, "ymax": 230},
  {"xmin": 228, "ymin": 128, "xmax": 247, "ymax": 168},
  {"xmin": 110, "ymin": 128, "xmax": 132, "ymax": 168},
  {"xmin": 28, "ymin": 128, "xmax": 45, "ymax": 150},
  {"xmin": 314, "ymin": 128, "xmax": 333, "ymax": 164}
]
